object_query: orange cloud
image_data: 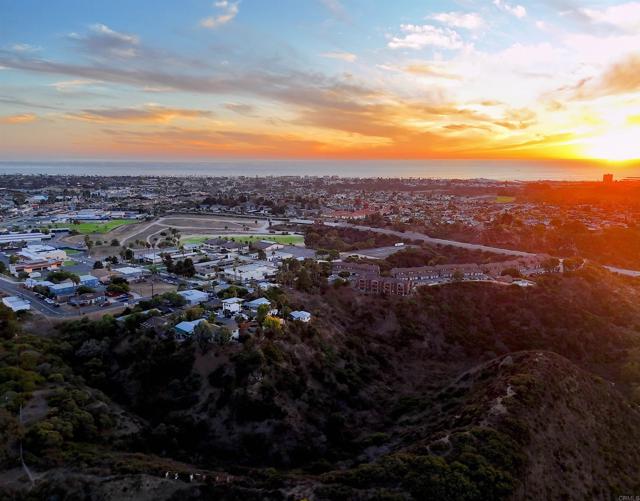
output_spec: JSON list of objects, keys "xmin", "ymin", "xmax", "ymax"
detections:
[
  {"xmin": 0, "ymin": 113, "xmax": 37, "ymax": 124},
  {"xmin": 403, "ymin": 64, "xmax": 459, "ymax": 79},
  {"xmin": 65, "ymin": 105, "xmax": 213, "ymax": 124}
]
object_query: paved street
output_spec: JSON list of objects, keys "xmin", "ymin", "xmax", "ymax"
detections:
[
  {"xmin": 329, "ymin": 222, "xmax": 640, "ymax": 276},
  {"xmin": 328, "ymin": 222, "xmax": 537, "ymax": 257},
  {"xmin": 0, "ymin": 274, "xmax": 132, "ymax": 318}
]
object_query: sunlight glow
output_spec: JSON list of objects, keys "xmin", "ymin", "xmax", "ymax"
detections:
[{"xmin": 583, "ymin": 128, "xmax": 640, "ymax": 162}]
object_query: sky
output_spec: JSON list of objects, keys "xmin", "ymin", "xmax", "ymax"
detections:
[{"xmin": 0, "ymin": 0, "xmax": 639, "ymax": 162}]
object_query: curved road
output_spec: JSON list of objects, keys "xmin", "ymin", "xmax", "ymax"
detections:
[
  {"xmin": 327, "ymin": 222, "xmax": 640, "ymax": 276},
  {"xmin": 327, "ymin": 222, "xmax": 535, "ymax": 257}
]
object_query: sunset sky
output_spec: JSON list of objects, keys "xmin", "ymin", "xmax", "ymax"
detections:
[{"xmin": 1, "ymin": 0, "xmax": 639, "ymax": 161}]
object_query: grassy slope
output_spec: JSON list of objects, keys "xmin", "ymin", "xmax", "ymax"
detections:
[{"xmin": 4, "ymin": 267, "xmax": 640, "ymax": 499}]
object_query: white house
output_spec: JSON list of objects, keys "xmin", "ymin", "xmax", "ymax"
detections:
[
  {"xmin": 115, "ymin": 266, "xmax": 146, "ymax": 280},
  {"xmin": 244, "ymin": 297, "xmax": 277, "ymax": 315},
  {"xmin": 178, "ymin": 289, "xmax": 209, "ymax": 306},
  {"xmin": 290, "ymin": 310, "xmax": 311, "ymax": 322},
  {"xmin": 222, "ymin": 297, "xmax": 243, "ymax": 314},
  {"xmin": 223, "ymin": 262, "xmax": 277, "ymax": 282},
  {"xmin": 2, "ymin": 296, "xmax": 31, "ymax": 312}
]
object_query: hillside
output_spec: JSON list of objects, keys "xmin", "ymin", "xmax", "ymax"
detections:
[{"xmin": 3, "ymin": 266, "xmax": 640, "ymax": 499}]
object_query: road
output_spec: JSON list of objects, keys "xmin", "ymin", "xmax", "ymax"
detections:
[
  {"xmin": 328, "ymin": 222, "xmax": 640, "ymax": 276},
  {"xmin": 327, "ymin": 222, "xmax": 536, "ymax": 257},
  {"xmin": 0, "ymin": 274, "xmax": 129, "ymax": 318}
]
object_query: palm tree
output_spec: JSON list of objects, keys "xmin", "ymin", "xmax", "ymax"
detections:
[{"xmin": 148, "ymin": 264, "xmax": 160, "ymax": 298}]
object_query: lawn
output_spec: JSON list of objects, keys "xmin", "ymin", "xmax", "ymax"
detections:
[
  {"xmin": 182, "ymin": 233, "xmax": 305, "ymax": 245},
  {"xmin": 495, "ymin": 196, "xmax": 516, "ymax": 203},
  {"xmin": 52, "ymin": 219, "xmax": 137, "ymax": 234}
]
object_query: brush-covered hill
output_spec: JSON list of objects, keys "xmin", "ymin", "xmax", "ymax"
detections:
[{"xmin": 3, "ymin": 266, "xmax": 640, "ymax": 499}]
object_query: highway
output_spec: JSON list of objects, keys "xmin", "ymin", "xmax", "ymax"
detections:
[
  {"xmin": 327, "ymin": 222, "xmax": 640, "ymax": 276},
  {"xmin": 327, "ymin": 222, "xmax": 536, "ymax": 257}
]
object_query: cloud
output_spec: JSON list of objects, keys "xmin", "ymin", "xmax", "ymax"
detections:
[
  {"xmin": 579, "ymin": 2, "xmax": 640, "ymax": 33},
  {"xmin": 320, "ymin": 51, "xmax": 357, "ymax": 62},
  {"xmin": 429, "ymin": 12, "xmax": 485, "ymax": 30},
  {"xmin": 48, "ymin": 79, "xmax": 97, "ymax": 92},
  {"xmin": 224, "ymin": 102, "xmax": 255, "ymax": 115},
  {"xmin": 10, "ymin": 43, "xmax": 40, "ymax": 52},
  {"xmin": 557, "ymin": 53, "xmax": 640, "ymax": 100},
  {"xmin": 388, "ymin": 24, "xmax": 465, "ymax": 50},
  {"xmin": 493, "ymin": 0, "xmax": 527, "ymax": 18},
  {"xmin": 100, "ymin": 126, "xmax": 330, "ymax": 156},
  {"xmin": 70, "ymin": 23, "xmax": 139, "ymax": 58},
  {"xmin": 201, "ymin": 1, "xmax": 239, "ymax": 29},
  {"xmin": 66, "ymin": 105, "xmax": 214, "ymax": 123},
  {"xmin": 402, "ymin": 63, "xmax": 459, "ymax": 79},
  {"xmin": 0, "ymin": 113, "xmax": 37, "ymax": 124},
  {"xmin": 319, "ymin": 0, "xmax": 349, "ymax": 22}
]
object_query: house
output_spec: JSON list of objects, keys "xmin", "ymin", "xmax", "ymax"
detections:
[
  {"xmin": 244, "ymin": 297, "xmax": 271, "ymax": 309},
  {"xmin": 178, "ymin": 289, "xmax": 209, "ymax": 306},
  {"xmin": 141, "ymin": 315, "xmax": 172, "ymax": 335},
  {"xmin": 253, "ymin": 240, "xmax": 284, "ymax": 253},
  {"xmin": 2, "ymin": 296, "xmax": 30, "ymax": 312},
  {"xmin": 278, "ymin": 245, "xmax": 317, "ymax": 260},
  {"xmin": 115, "ymin": 266, "xmax": 146, "ymax": 280},
  {"xmin": 221, "ymin": 297, "xmax": 244, "ymax": 315},
  {"xmin": 69, "ymin": 292, "xmax": 106, "ymax": 306},
  {"xmin": 257, "ymin": 281, "xmax": 278, "ymax": 291},
  {"xmin": 24, "ymin": 279, "xmax": 55, "ymax": 289},
  {"xmin": 214, "ymin": 316, "xmax": 240, "ymax": 340},
  {"xmin": 223, "ymin": 262, "xmax": 277, "ymax": 282},
  {"xmin": 201, "ymin": 297, "xmax": 222, "ymax": 310},
  {"xmin": 202, "ymin": 238, "xmax": 250, "ymax": 253},
  {"xmin": 261, "ymin": 250, "xmax": 294, "ymax": 262},
  {"xmin": 290, "ymin": 310, "xmax": 312, "ymax": 322},
  {"xmin": 78, "ymin": 274, "xmax": 100, "ymax": 288},
  {"xmin": 49, "ymin": 281, "xmax": 77, "ymax": 296},
  {"xmin": 244, "ymin": 297, "xmax": 274, "ymax": 313},
  {"xmin": 175, "ymin": 318, "xmax": 206, "ymax": 337},
  {"xmin": 194, "ymin": 260, "xmax": 220, "ymax": 280}
]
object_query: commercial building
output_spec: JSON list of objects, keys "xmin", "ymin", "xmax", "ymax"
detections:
[{"xmin": 2, "ymin": 296, "xmax": 31, "ymax": 312}]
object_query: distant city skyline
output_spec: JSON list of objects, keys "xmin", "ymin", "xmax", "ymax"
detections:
[{"xmin": 1, "ymin": 0, "xmax": 639, "ymax": 162}]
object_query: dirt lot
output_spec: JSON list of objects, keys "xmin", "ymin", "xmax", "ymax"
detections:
[
  {"xmin": 61, "ymin": 214, "xmax": 273, "ymax": 253},
  {"xmin": 128, "ymin": 280, "xmax": 177, "ymax": 297}
]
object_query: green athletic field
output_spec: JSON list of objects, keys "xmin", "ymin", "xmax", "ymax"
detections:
[
  {"xmin": 51, "ymin": 219, "xmax": 137, "ymax": 234},
  {"xmin": 182, "ymin": 233, "xmax": 305, "ymax": 245}
]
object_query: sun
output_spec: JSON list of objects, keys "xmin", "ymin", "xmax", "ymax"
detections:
[{"xmin": 583, "ymin": 128, "xmax": 640, "ymax": 162}]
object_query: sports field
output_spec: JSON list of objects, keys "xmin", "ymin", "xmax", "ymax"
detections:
[
  {"xmin": 53, "ymin": 219, "xmax": 137, "ymax": 234},
  {"xmin": 495, "ymin": 196, "xmax": 516, "ymax": 203},
  {"xmin": 182, "ymin": 233, "xmax": 305, "ymax": 245}
]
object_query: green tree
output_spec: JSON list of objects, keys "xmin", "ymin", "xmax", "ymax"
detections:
[{"xmin": 256, "ymin": 303, "xmax": 270, "ymax": 323}]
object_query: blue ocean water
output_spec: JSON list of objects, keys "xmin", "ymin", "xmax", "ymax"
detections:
[{"xmin": 0, "ymin": 159, "xmax": 637, "ymax": 180}]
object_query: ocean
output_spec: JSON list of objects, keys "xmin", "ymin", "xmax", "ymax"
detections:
[{"xmin": 0, "ymin": 159, "xmax": 638, "ymax": 181}]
